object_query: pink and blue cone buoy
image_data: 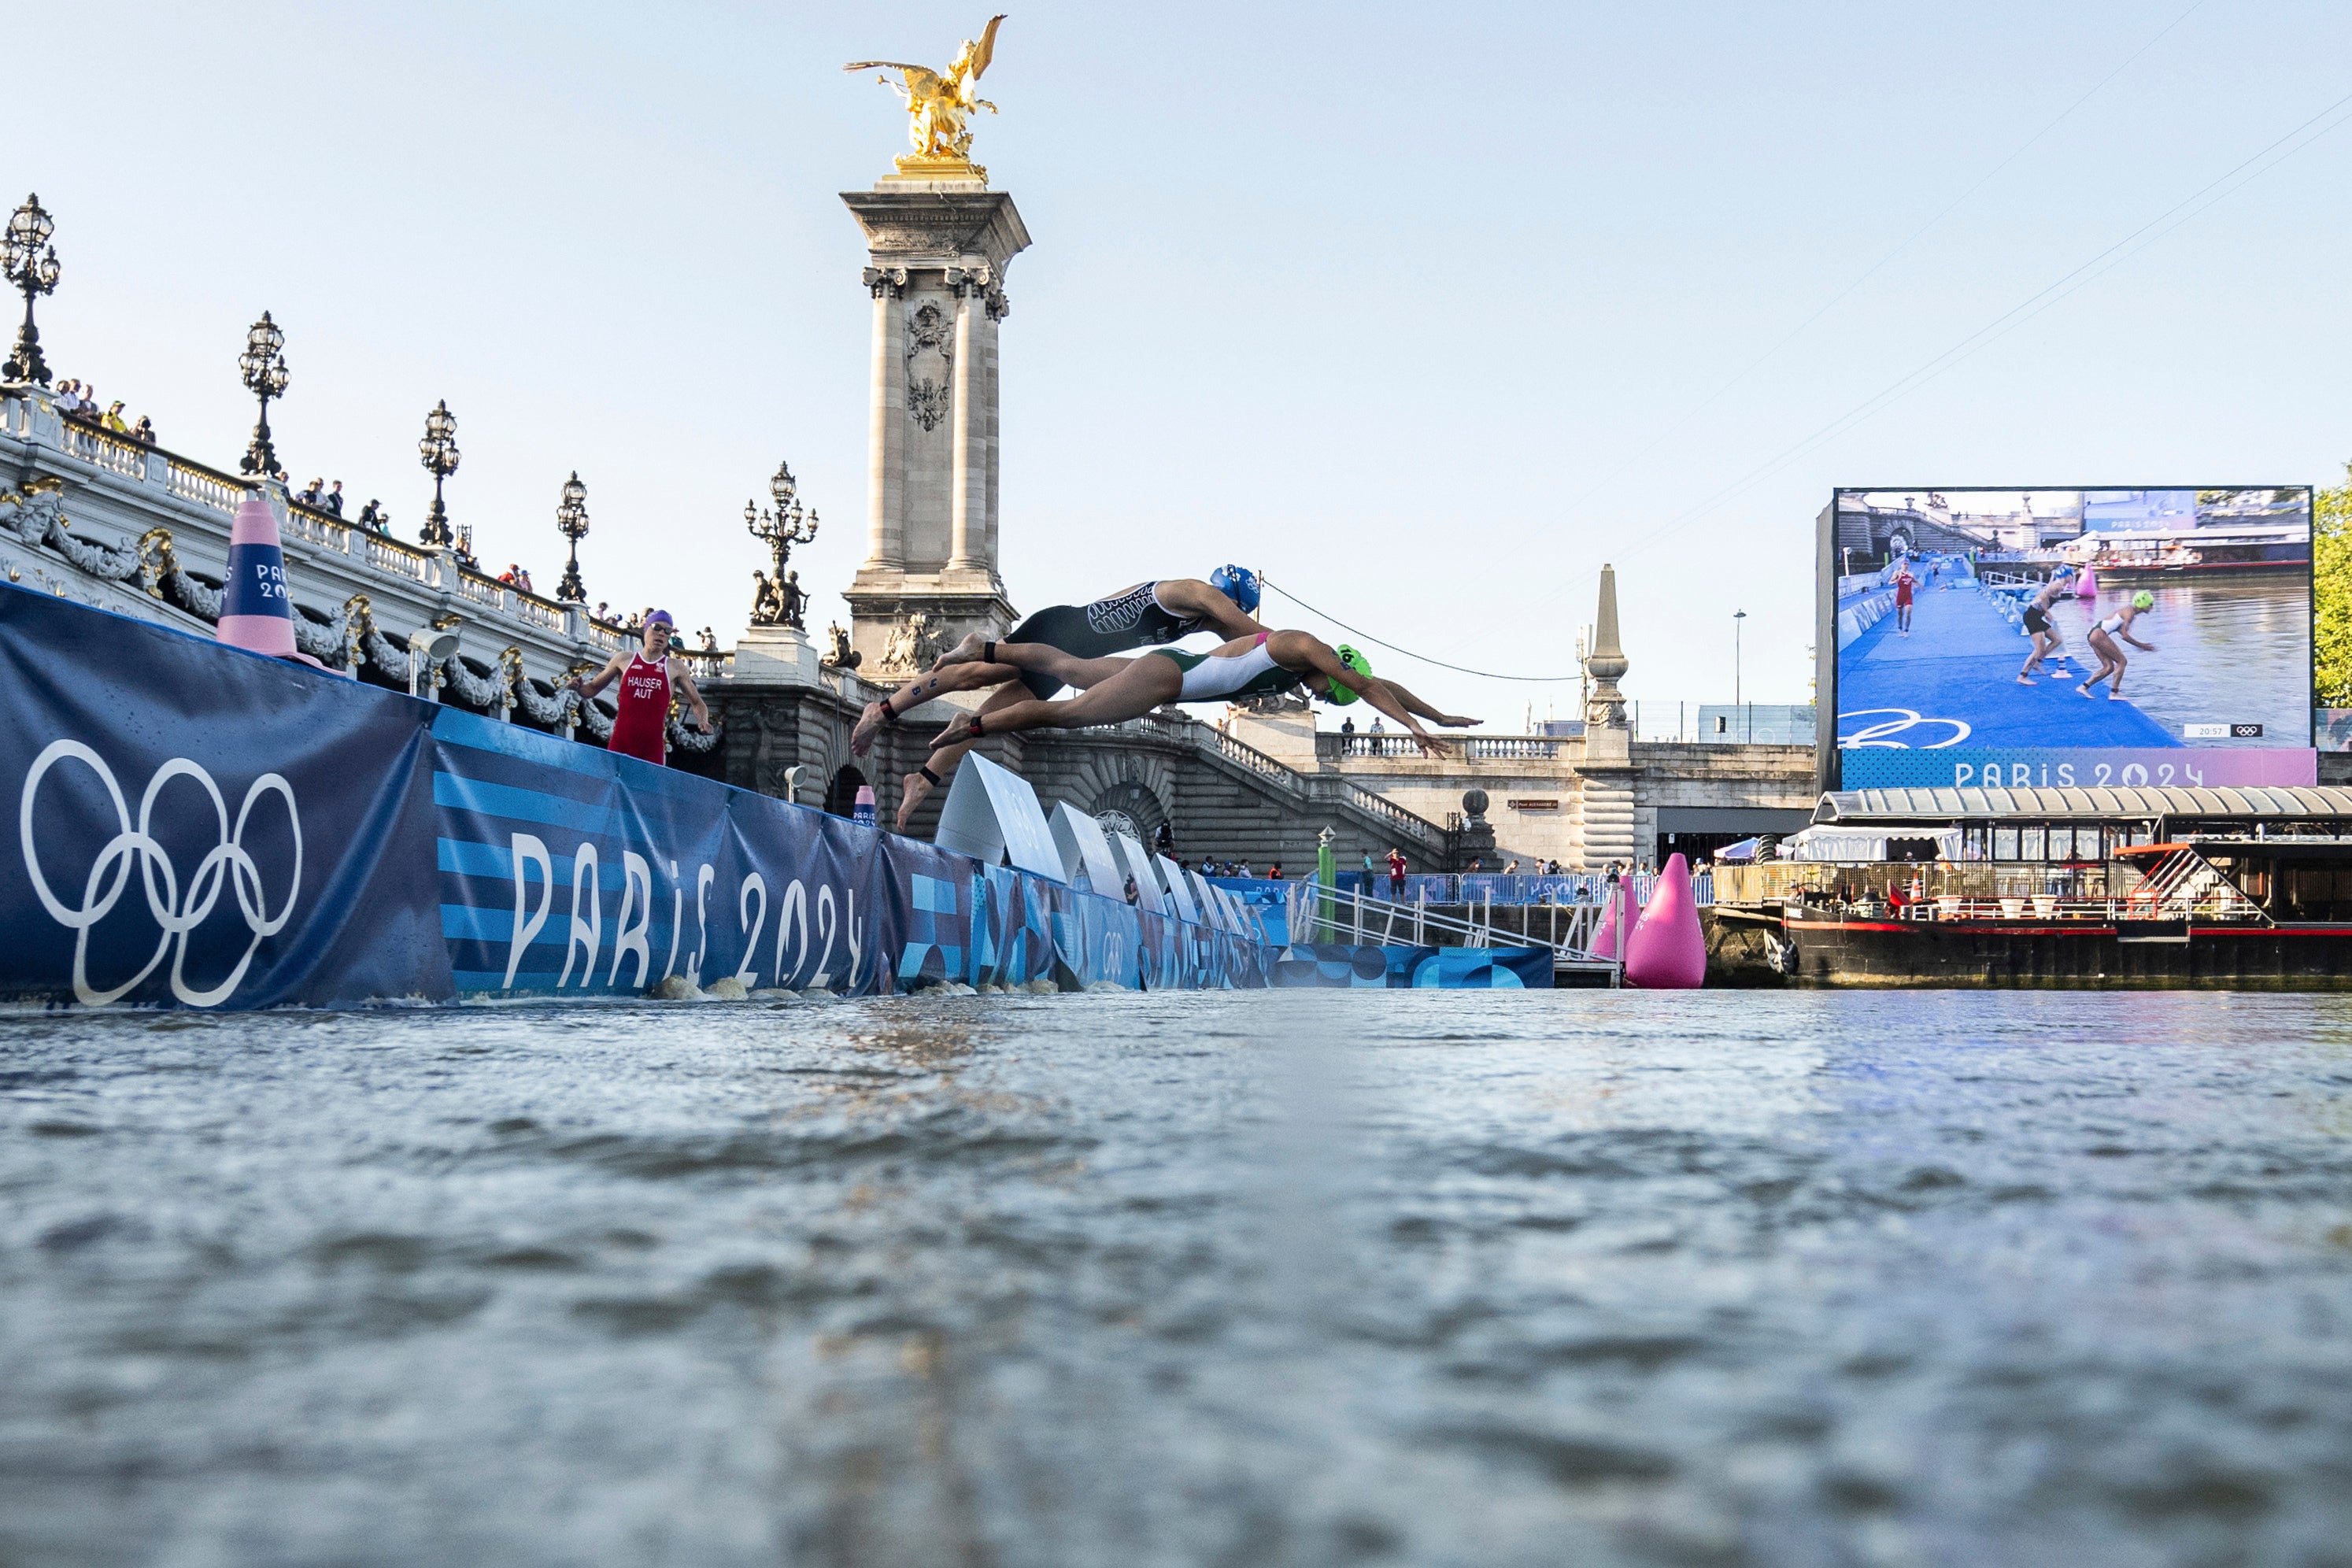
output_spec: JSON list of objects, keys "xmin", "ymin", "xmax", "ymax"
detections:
[
  {"xmin": 216, "ymin": 492, "xmax": 326, "ymax": 669},
  {"xmin": 1624, "ymin": 853, "xmax": 1707, "ymax": 989}
]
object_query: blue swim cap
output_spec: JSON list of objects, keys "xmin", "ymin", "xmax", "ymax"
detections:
[{"xmin": 1209, "ymin": 564, "xmax": 1260, "ymax": 615}]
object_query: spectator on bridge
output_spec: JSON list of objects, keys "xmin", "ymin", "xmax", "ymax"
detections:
[
  {"xmin": 1370, "ymin": 718, "xmax": 1385, "ymax": 734},
  {"xmin": 698, "ymin": 626, "xmax": 718, "ymax": 652},
  {"xmin": 102, "ymin": 400, "xmax": 130, "ymax": 434},
  {"xmin": 1387, "ymin": 847, "xmax": 1407, "ymax": 898},
  {"xmin": 514, "ymin": 567, "xmax": 534, "ymax": 594},
  {"xmin": 1341, "ymin": 716, "xmax": 1355, "ymax": 740},
  {"xmin": 298, "ymin": 479, "xmax": 324, "ymax": 508},
  {"xmin": 325, "ymin": 481, "xmax": 345, "ymax": 517},
  {"xmin": 131, "ymin": 415, "xmax": 156, "ymax": 445},
  {"xmin": 357, "ymin": 500, "xmax": 387, "ymax": 534},
  {"xmin": 594, "ymin": 601, "xmax": 611, "ymax": 622}
]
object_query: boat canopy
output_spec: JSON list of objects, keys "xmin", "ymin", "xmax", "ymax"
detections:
[{"xmin": 1815, "ymin": 786, "xmax": 2352, "ymax": 824}]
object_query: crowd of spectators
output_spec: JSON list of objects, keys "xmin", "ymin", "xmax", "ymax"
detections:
[{"xmin": 52, "ymin": 379, "xmax": 157, "ymax": 446}]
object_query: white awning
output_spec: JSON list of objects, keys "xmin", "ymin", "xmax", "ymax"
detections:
[{"xmin": 1815, "ymin": 786, "xmax": 2352, "ymax": 824}]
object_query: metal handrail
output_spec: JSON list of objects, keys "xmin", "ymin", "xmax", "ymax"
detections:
[{"xmin": 1285, "ymin": 878, "xmax": 1620, "ymax": 978}]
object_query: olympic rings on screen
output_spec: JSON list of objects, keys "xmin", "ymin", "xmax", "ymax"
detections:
[
  {"xmin": 19, "ymin": 739, "xmax": 302, "ymax": 1006},
  {"xmin": 1836, "ymin": 708, "xmax": 1973, "ymax": 749}
]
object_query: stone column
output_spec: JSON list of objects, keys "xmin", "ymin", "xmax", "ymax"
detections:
[
  {"xmin": 862, "ymin": 267, "xmax": 907, "ymax": 570},
  {"xmin": 946, "ymin": 265, "xmax": 988, "ymax": 573},
  {"xmin": 983, "ymin": 285, "xmax": 1006, "ymax": 573}
]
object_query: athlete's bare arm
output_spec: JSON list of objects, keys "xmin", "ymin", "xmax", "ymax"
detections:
[
  {"xmin": 1265, "ymin": 631, "xmax": 1451, "ymax": 756},
  {"xmin": 669, "ymin": 660, "xmax": 712, "ymax": 732},
  {"xmin": 1378, "ymin": 677, "xmax": 1479, "ymax": 728},
  {"xmin": 568, "ymin": 649, "xmax": 630, "ymax": 698},
  {"xmin": 1152, "ymin": 577, "xmax": 1268, "ymax": 641}
]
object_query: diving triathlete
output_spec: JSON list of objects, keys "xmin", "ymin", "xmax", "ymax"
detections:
[
  {"xmin": 852, "ymin": 568, "xmax": 1267, "ymax": 829},
  {"xmin": 2016, "ymin": 564, "xmax": 2077, "ymax": 685},
  {"xmin": 923, "ymin": 631, "xmax": 1471, "ymax": 756},
  {"xmin": 2079, "ymin": 591, "xmax": 2158, "ymax": 701}
]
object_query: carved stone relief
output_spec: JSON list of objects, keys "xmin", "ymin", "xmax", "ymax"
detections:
[{"xmin": 905, "ymin": 300, "xmax": 952, "ymax": 433}]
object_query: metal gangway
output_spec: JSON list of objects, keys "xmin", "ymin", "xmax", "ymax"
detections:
[{"xmin": 1282, "ymin": 880, "xmax": 1625, "ymax": 985}]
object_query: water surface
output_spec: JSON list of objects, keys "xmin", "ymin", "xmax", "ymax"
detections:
[{"xmin": 2, "ymin": 992, "xmax": 2349, "ymax": 1566}]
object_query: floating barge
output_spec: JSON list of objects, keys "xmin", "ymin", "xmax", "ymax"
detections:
[{"xmin": 1704, "ymin": 786, "xmax": 2352, "ymax": 989}]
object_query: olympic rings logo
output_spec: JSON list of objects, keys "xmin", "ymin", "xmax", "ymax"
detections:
[
  {"xmin": 19, "ymin": 740, "xmax": 302, "ymax": 1006},
  {"xmin": 1837, "ymin": 708, "xmax": 1973, "ymax": 749}
]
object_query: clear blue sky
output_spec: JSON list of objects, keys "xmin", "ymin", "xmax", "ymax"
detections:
[{"xmin": 18, "ymin": 1, "xmax": 2352, "ymax": 725}]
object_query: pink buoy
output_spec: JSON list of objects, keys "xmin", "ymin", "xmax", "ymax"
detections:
[
  {"xmin": 216, "ymin": 490, "xmax": 327, "ymax": 669},
  {"xmin": 1589, "ymin": 878, "xmax": 1639, "ymax": 960},
  {"xmin": 2075, "ymin": 568, "xmax": 2097, "ymax": 599},
  {"xmin": 1624, "ymin": 853, "xmax": 1706, "ymax": 989}
]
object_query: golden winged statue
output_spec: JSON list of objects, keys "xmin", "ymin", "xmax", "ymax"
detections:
[{"xmin": 845, "ymin": 14, "xmax": 1007, "ymax": 165}]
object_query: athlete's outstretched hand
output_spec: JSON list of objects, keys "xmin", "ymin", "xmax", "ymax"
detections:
[
  {"xmin": 1436, "ymin": 712, "xmax": 1480, "ymax": 728},
  {"xmin": 1411, "ymin": 730, "xmax": 1454, "ymax": 758}
]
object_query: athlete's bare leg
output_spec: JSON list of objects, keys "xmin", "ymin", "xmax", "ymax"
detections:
[
  {"xmin": 929, "ymin": 656, "xmax": 1186, "ymax": 749},
  {"xmin": 945, "ymin": 638, "xmax": 1143, "ymax": 693},
  {"xmin": 852, "ymin": 660, "xmax": 1021, "ymax": 756},
  {"xmin": 895, "ymin": 682, "xmax": 1028, "ymax": 829}
]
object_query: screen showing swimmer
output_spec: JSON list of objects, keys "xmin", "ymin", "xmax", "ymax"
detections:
[{"xmin": 1825, "ymin": 486, "xmax": 2316, "ymax": 790}]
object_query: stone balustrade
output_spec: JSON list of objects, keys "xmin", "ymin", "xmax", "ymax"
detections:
[{"xmin": 0, "ymin": 386, "xmax": 745, "ymax": 738}]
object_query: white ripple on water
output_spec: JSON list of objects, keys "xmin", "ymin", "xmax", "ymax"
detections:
[{"xmin": 0, "ymin": 991, "xmax": 2347, "ymax": 1566}]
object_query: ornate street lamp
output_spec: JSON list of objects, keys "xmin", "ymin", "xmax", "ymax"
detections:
[
  {"xmin": 554, "ymin": 470, "xmax": 589, "ymax": 601},
  {"xmin": 745, "ymin": 460, "xmax": 818, "ymax": 627},
  {"xmin": 417, "ymin": 399, "xmax": 460, "ymax": 548},
  {"xmin": 2, "ymin": 194, "xmax": 61, "ymax": 386},
  {"xmin": 236, "ymin": 312, "xmax": 290, "ymax": 478}
]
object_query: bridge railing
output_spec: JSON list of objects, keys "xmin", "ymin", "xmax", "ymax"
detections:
[{"xmin": 1282, "ymin": 878, "xmax": 1622, "ymax": 979}]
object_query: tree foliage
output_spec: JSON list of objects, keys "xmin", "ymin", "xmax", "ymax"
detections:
[{"xmin": 2316, "ymin": 464, "xmax": 2352, "ymax": 706}]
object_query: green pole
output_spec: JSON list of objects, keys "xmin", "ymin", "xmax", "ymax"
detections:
[{"xmin": 1316, "ymin": 833, "xmax": 1337, "ymax": 942}]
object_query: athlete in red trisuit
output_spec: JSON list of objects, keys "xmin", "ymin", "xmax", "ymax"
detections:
[
  {"xmin": 1893, "ymin": 564, "xmax": 1916, "ymax": 637},
  {"xmin": 568, "ymin": 609, "xmax": 712, "ymax": 765}
]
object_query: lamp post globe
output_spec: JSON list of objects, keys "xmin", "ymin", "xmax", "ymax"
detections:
[
  {"xmin": 417, "ymin": 400, "xmax": 460, "ymax": 548},
  {"xmin": 2, "ymin": 193, "xmax": 61, "ymax": 386},
  {"xmin": 745, "ymin": 458, "xmax": 819, "ymax": 628},
  {"xmin": 555, "ymin": 470, "xmax": 590, "ymax": 602},
  {"xmin": 235, "ymin": 311, "xmax": 290, "ymax": 479}
]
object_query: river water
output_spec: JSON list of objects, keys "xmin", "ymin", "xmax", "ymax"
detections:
[{"xmin": 3, "ymin": 992, "xmax": 2349, "ymax": 1567}]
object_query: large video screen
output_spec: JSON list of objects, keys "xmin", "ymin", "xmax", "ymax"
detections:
[{"xmin": 1827, "ymin": 487, "xmax": 2314, "ymax": 790}]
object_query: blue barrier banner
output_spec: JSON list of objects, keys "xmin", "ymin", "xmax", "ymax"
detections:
[
  {"xmin": 0, "ymin": 582, "xmax": 1276, "ymax": 1008},
  {"xmin": 1270, "ymin": 944, "xmax": 1554, "ymax": 989},
  {"xmin": 1, "ymin": 585, "xmax": 446, "ymax": 1007}
]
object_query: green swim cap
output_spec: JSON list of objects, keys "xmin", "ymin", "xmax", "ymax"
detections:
[
  {"xmin": 1325, "ymin": 644, "xmax": 1374, "ymax": 705},
  {"xmin": 2132, "ymin": 591, "xmax": 2154, "ymax": 611}
]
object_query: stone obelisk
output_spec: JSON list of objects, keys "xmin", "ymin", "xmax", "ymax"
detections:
[
  {"xmin": 840, "ymin": 162, "xmax": 1028, "ymax": 679},
  {"xmin": 1576, "ymin": 563, "xmax": 1638, "ymax": 869}
]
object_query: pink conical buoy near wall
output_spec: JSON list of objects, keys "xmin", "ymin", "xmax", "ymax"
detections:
[
  {"xmin": 1624, "ymin": 853, "xmax": 1706, "ymax": 989},
  {"xmin": 1590, "ymin": 878, "xmax": 1639, "ymax": 960},
  {"xmin": 2076, "ymin": 568, "xmax": 2097, "ymax": 599},
  {"xmin": 216, "ymin": 490, "xmax": 326, "ymax": 668}
]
